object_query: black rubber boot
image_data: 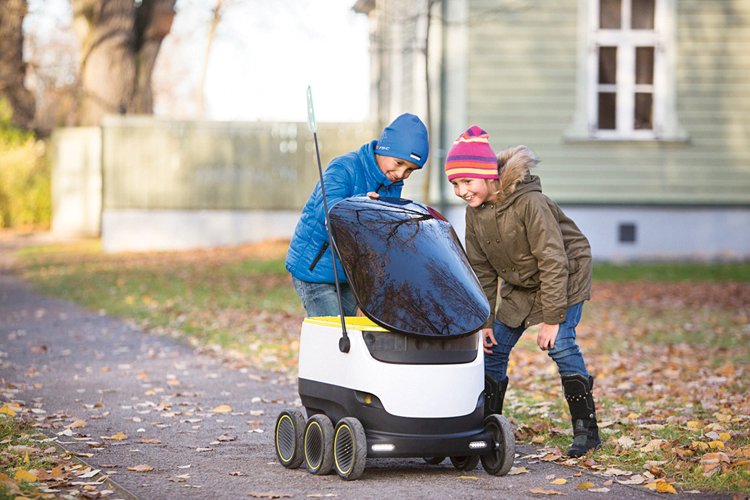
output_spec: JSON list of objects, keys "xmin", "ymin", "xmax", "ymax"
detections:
[
  {"xmin": 561, "ymin": 374, "xmax": 601, "ymax": 457},
  {"xmin": 484, "ymin": 375, "xmax": 509, "ymax": 417}
]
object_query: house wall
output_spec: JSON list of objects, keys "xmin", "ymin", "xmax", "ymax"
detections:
[
  {"xmin": 463, "ymin": 0, "xmax": 750, "ymax": 205},
  {"xmin": 444, "ymin": 205, "xmax": 750, "ymax": 262},
  {"xmin": 447, "ymin": 0, "xmax": 750, "ymax": 260}
]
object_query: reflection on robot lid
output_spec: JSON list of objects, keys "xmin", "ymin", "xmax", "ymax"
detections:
[{"xmin": 329, "ymin": 196, "xmax": 490, "ymax": 338}]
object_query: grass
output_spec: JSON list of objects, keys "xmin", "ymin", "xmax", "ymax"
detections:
[
  {"xmin": 0, "ymin": 413, "xmax": 54, "ymax": 498},
  {"xmin": 10, "ymin": 241, "xmax": 750, "ymax": 494},
  {"xmin": 593, "ymin": 261, "xmax": 750, "ymax": 282}
]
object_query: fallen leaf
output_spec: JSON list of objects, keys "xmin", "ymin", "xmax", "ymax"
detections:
[
  {"xmin": 708, "ymin": 440, "xmax": 724, "ymax": 450},
  {"xmin": 508, "ymin": 466, "xmax": 529, "ymax": 475},
  {"xmin": 550, "ymin": 478, "xmax": 567, "ymax": 484},
  {"xmin": 103, "ymin": 432, "xmax": 127, "ymax": 441},
  {"xmin": 528, "ymin": 488, "xmax": 563, "ymax": 495},
  {"xmin": 217, "ymin": 434, "xmax": 237, "ymax": 442},
  {"xmin": 68, "ymin": 419, "xmax": 87, "ymax": 429},
  {"xmin": 616, "ymin": 474, "xmax": 646, "ymax": 485},
  {"xmin": 701, "ymin": 452, "xmax": 730, "ymax": 464},
  {"xmin": 76, "ymin": 467, "xmax": 101, "ymax": 479},
  {"xmin": 457, "ymin": 475, "xmax": 479, "ymax": 479},
  {"xmin": 641, "ymin": 439, "xmax": 667, "ymax": 452},
  {"xmin": 137, "ymin": 438, "xmax": 162, "ymax": 444},
  {"xmin": 212, "ymin": 405, "xmax": 232, "ymax": 413},
  {"xmin": 0, "ymin": 405, "xmax": 17, "ymax": 417},
  {"xmin": 576, "ymin": 482, "xmax": 594, "ymax": 489},
  {"xmin": 248, "ymin": 492, "xmax": 293, "ymax": 499},
  {"xmin": 602, "ymin": 467, "xmax": 630, "ymax": 476},
  {"xmin": 14, "ymin": 469, "xmax": 37, "ymax": 482},
  {"xmin": 127, "ymin": 464, "xmax": 154, "ymax": 473},
  {"xmin": 589, "ymin": 487, "xmax": 610, "ymax": 493},
  {"xmin": 686, "ymin": 420, "xmax": 702, "ymax": 431},
  {"xmin": 656, "ymin": 481, "xmax": 677, "ymax": 494},
  {"xmin": 691, "ymin": 441, "xmax": 709, "ymax": 451},
  {"xmin": 646, "ymin": 479, "xmax": 677, "ymax": 494}
]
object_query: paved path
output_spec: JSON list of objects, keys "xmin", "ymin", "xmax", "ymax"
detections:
[{"xmin": 0, "ymin": 237, "xmax": 704, "ymax": 499}]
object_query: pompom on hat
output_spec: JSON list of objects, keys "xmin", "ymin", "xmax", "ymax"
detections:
[
  {"xmin": 375, "ymin": 113, "xmax": 429, "ymax": 168},
  {"xmin": 444, "ymin": 126, "xmax": 499, "ymax": 181}
]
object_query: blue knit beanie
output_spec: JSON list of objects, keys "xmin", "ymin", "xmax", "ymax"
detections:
[{"xmin": 375, "ymin": 113, "xmax": 429, "ymax": 168}]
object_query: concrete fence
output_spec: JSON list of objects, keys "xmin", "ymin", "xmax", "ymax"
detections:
[{"xmin": 51, "ymin": 116, "xmax": 375, "ymax": 252}]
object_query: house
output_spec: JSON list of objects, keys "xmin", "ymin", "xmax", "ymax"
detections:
[{"xmin": 353, "ymin": 0, "xmax": 750, "ymax": 261}]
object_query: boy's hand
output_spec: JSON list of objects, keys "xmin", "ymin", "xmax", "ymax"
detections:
[
  {"xmin": 482, "ymin": 327, "xmax": 497, "ymax": 354},
  {"xmin": 366, "ymin": 191, "xmax": 380, "ymax": 199},
  {"xmin": 537, "ymin": 323, "xmax": 559, "ymax": 351}
]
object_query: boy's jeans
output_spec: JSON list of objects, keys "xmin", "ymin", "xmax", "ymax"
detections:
[
  {"xmin": 485, "ymin": 302, "xmax": 590, "ymax": 382},
  {"xmin": 291, "ymin": 277, "xmax": 358, "ymax": 317}
]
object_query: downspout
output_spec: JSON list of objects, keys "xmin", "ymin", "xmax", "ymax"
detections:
[
  {"xmin": 438, "ymin": 0, "xmax": 448, "ymax": 214},
  {"xmin": 421, "ymin": 1, "xmax": 433, "ymax": 203}
]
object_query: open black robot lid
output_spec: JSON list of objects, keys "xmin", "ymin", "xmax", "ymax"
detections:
[{"xmin": 328, "ymin": 196, "xmax": 490, "ymax": 338}]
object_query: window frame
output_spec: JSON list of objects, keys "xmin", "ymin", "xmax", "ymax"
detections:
[{"xmin": 566, "ymin": 0, "xmax": 687, "ymax": 141}]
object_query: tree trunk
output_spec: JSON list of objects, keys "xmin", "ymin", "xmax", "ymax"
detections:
[
  {"xmin": 72, "ymin": 0, "xmax": 175, "ymax": 126},
  {"xmin": 0, "ymin": 0, "xmax": 36, "ymax": 129}
]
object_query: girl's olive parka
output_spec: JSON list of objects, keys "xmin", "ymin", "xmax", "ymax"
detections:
[{"xmin": 464, "ymin": 149, "xmax": 592, "ymax": 329}]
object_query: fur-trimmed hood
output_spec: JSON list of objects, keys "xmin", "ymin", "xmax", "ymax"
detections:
[{"xmin": 495, "ymin": 145, "xmax": 540, "ymax": 206}]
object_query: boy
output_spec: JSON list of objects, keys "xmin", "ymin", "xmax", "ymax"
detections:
[{"xmin": 286, "ymin": 113, "xmax": 429, "ymax": 317}]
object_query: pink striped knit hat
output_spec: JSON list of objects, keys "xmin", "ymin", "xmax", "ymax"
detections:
[{"xmin": 444, "ymin": 126, "xmax": 499, "ymax": 181}]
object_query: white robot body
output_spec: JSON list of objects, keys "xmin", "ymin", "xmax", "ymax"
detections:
[{"xmin": 298, "ymin": 317, "xmax": 484, "ymax": 419}]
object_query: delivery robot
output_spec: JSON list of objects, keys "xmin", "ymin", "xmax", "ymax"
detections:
[{"xmin": 274, "ymin": 196, "xmax": 515, "ymax": 480}]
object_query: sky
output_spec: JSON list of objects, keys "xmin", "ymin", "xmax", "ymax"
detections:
[{"xmin": 25, "ymin": 0, "xmax": 370, "ymax": 123}]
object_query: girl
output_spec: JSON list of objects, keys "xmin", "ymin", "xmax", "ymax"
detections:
[{"xmin": 445, "ymin": 125, "xmax": 600, "ymax": 457}]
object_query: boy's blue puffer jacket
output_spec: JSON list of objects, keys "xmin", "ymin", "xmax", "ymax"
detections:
[{"xmin": 285, "ymin": 140, "xmax": 403, "ymax": 284}]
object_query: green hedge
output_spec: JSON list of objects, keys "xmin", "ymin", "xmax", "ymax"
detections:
[{"xmin": 0, "ymin": 99, "xmax": 51, "ymax": 229}]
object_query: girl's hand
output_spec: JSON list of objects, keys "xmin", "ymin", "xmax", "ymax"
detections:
[
  {"xmin": 366, "ymin": 191, "xmax": 380, "ymax": 199},
  {"xmin": 537, "ymin": 323, "xmax": 559, "ymax": 351},
  {"xmin": 482, "ymin": 327, "xmax": 497, "ymax": 354}
]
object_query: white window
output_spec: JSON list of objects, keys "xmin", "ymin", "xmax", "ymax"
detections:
[{"xmin": 567, "ymin": 0, "xmax": 686, "ymax": 141}]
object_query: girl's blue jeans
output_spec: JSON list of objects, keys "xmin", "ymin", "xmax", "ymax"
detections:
[
  {"xmin": 485, "ymin": 302, "xmax": 590, "ymax": 383},
  {"xmin": 291, "ymin": 277, "xmax": 358, "ymax": 317}
]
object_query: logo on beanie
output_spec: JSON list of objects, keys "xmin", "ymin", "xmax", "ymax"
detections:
[{"xmin": 376, "ymin": 113, "xmax": 429, "ymax": 168}]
